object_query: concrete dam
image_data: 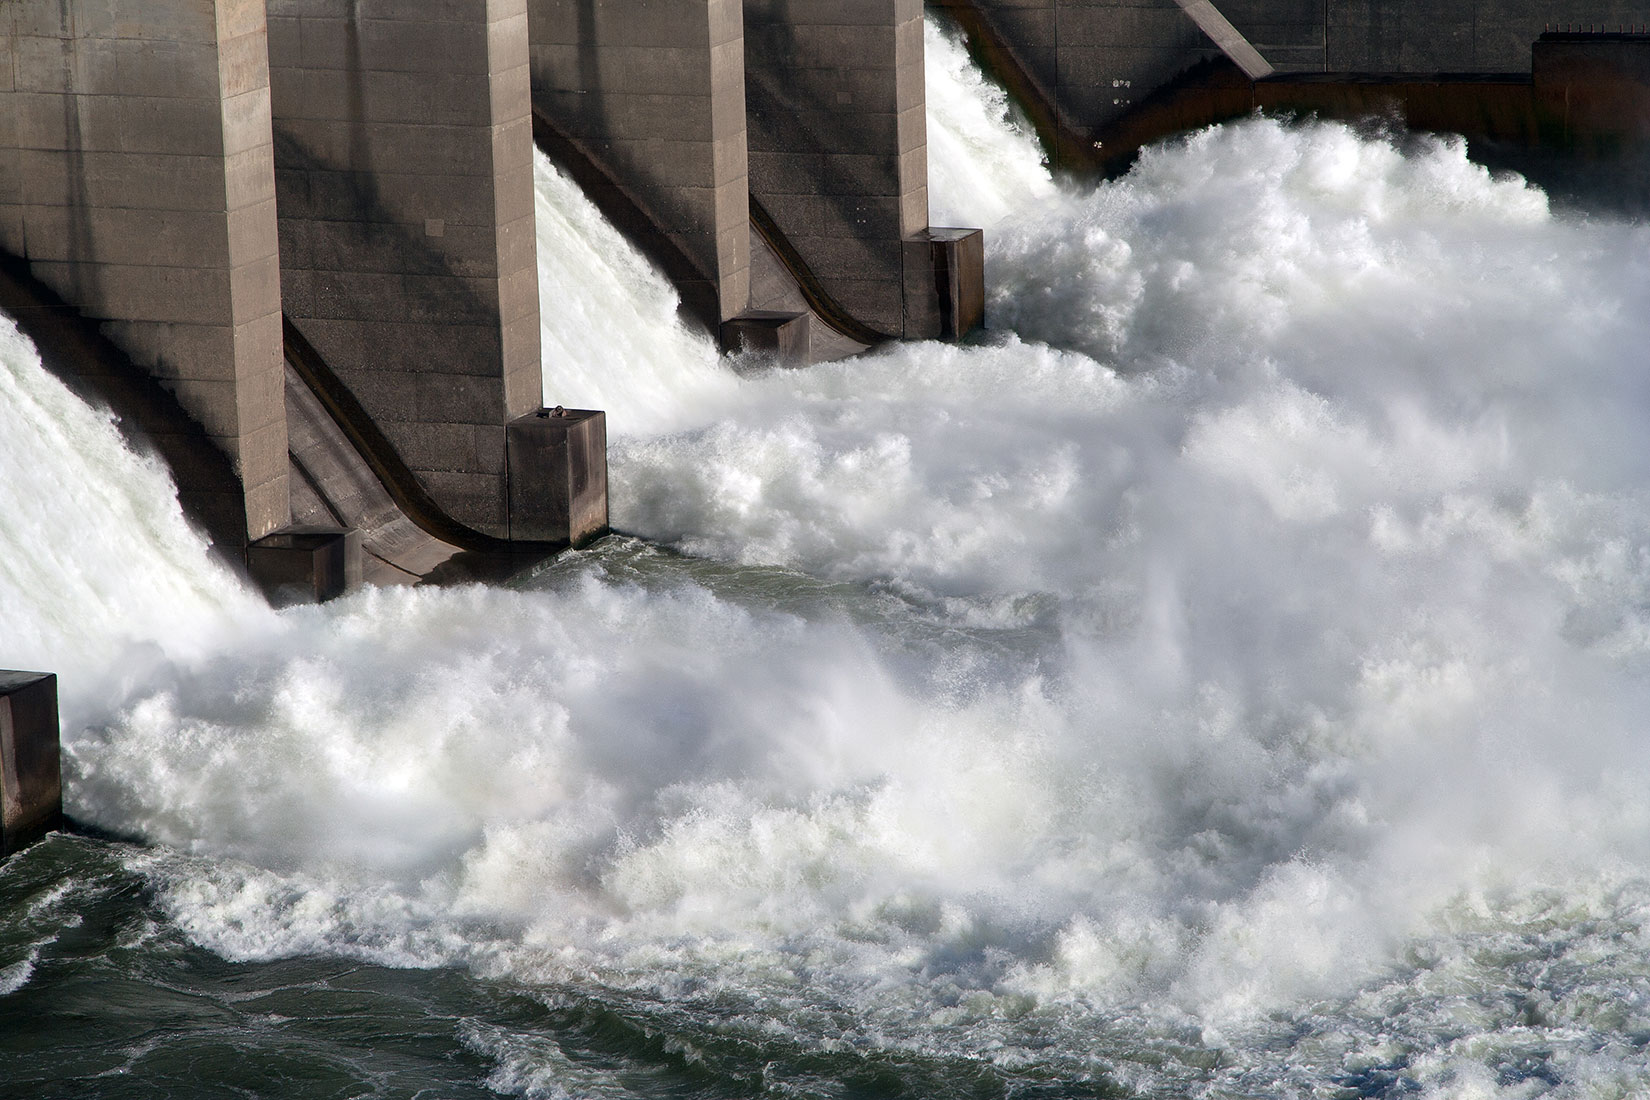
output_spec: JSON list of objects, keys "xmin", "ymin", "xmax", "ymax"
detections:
[
  {"xmin": 13, "ymin": 2, "xmax": 1650, "ymax": 1094},
  {"xmin": 3, "ymin": 0, "xmax": 1647, "ymax": 598}
]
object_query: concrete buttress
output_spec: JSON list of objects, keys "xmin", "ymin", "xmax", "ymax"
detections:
[
  {"xmin": 267, "ymin": 0, "xmax": 544, "ymax": 538},
  {"xmin": 742, "ymin": 0, "xmax": 937, "ymax": 339},
  {"xmin": 528, "ymin": 0, "xmax": 752, "ymax": 328},
  {"xmin": 0, "ymin": 0, "xmax": 292, "ymax": 541}
]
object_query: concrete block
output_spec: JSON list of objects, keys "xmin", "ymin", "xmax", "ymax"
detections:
[
  {"xmin": 357, "ymin": 19, "xmax": 492, "ymax": 76},
  {"xmin": 0, "ymin": 672, "xmax": 61, "ymax": 859},
  {"xmin": 720, "ymin": 310, "xmax": 810, "ymax": 361},
  {"xmin": 502, "ymin": 356, "xmax": 543, "ymax": 421},
  {"xmin": 19, "ymin": 204, "xmax": 227, "ymax": 268},
  {"xmin": 234, "ymin": 354, "xmax": 289, "ymax": 433},
  {"xmin": 28, "ymin": 260, "xmax": 235, "ymax": 327},
  {"xmin": 246, "ymin": 526, "xmax": 363, "ymax": 605},
  {"xmin": 227, "ymin": 196, "xmax": 281, "ymax": 267},
  {"xmin": 0, "ymin": 205, "xmax": 25, "ymax": 255},
  {"xmin": 237, "ymin": 420, "xmax": 293, "ymax": 491},
  {"xmin": 506, "ymin": 408, "xmax": 608, "ymax": 545},
  {"xmin": 904, "ymin": 228, "xmax": 984, "ymax": 340},
  {"xmin": 266, "ymin": 16, "xmax": 303, "ymax": 71},
  {"xmin": 489, "ymin": 10, "xmax": 532, "ymax": 70},
  {"xmin": 226, "ymin": 143, "xmax": 279, "ymax": 209},
  {"xmin": 167, "ymin": 377, "xmax": 246, "ymax": 439}
]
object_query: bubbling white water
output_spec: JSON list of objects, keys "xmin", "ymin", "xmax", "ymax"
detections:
[
  {"xmin": 5, "ymin": 48, "xmax": 1650, "ymax": 1097},
  {"xmin": 923, "ymin": 15, "xmax": 1056, "ymax": 229}
]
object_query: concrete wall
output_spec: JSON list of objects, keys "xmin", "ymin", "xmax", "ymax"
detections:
[
  {"xmin": 528, "ymin": 0, "xmax": 750, "ymax": 324},
  {"xmin": 959, "ymin": 0, "xmax": 1650, "ymax": 138},
  {"xmin": 743, "ymin": 0, "xmax": 931, "ymax": 339},
  {"xmin": 267, "ymin": 0, "xmax": 541, "ymax": 537},
  {"xmin": 0, "ymin": 0, "xmax": 290, "ymax": 540},
  {"xmin": 1325, "ymin": 2, "xmax": 1648, "ymax": 73}
]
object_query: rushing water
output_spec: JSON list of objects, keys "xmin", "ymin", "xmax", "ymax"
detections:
[{"xmin": 6, "ymin": 16, "xmax": 1650, "ymax": 1099}]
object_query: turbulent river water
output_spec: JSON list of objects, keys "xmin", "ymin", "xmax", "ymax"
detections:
[{"xmin": 6, "ymin": 17, "xmax": 1650, "ymax": 1100}]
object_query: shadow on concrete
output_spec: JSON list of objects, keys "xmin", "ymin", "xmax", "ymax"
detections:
[
  {"xmin": 528, "ymin": 108, "xmax": 723, "ymax": 333},
  {"xmin": 742, "ymin": 0, "xmax": 907, "ymax": 337},
  {"xmin": 0, "ymin": 249, "xmax": 251, "ymax": 564}
]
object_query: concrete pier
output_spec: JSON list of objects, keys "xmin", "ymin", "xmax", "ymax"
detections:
[
  {"xmin": 0, "ymin": 672, "xmax": 60, "ymax": 859},
  {"xmin": 267, "ymin": 0, "xmax": 543, "ymax": 539},
  {"xmin": 529, "ymin": 0, "xmax": 750, "ymax": 327},
  {"xmin": 0, "ymin": 0, "xmax": 290, "ymax": 540},
  {"xmin": 743, "ymin": 0, "xmax": 935, "ymax": 339},
  {"xmin": 505, "ymin": 407, "xmax": 608, "ymax": 545}
]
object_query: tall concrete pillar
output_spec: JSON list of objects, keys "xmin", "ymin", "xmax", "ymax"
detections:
[
  {"xmin": 267, "ymin": 0, "xmax": 542, "ymax": 537},
  {"xmin": 0, "ymin": 0, "xmax": 291, "ymax": 540},
  {"xmin": 742, "ymin": 0, "xmax": 933, "ymax": 338},
  {"xmin": 528, "ymin": 0, "xmax": 750, "ymax": 326}
]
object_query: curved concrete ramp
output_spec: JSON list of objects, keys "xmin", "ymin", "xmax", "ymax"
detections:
[{"xmin": 283, "ymin": 360, "xmax": 462, "ymax": 586}]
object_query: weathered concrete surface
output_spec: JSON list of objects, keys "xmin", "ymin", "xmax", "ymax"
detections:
[
  {"xmin": 0, "ymin": 0, "xmax": 290, "ymax": 539},
  {"xmin": 529, "ymin": 0, "xmax": 751, "ymax": 324},
  {"xmin": 284, "ymin": 361, "xmax": 464, "ymax": 584},
  {"xmin": 904, "ymin": 228, "xmax": 984, "ymax": 339},
  {"xmin": 0, "ymin": 672, "xmax": 61, "ymax": 859},
  {"xmin": 947, "ymin": 0, "xmax": 1650, "ymax": 154},
  {"xmin": 246, "ymin": 525, "xmax": 362, "ymax": 604},
  {"xmin": 1534, "ymin": 33, "xmax": 1650, "ymax": 154},
  {"xmin": 1174, "ymin": 1, "xmax": 1272, "ymax": 78},
  {"xmin": 743, "ymin": 0, "xmax": 933, "ymax": 339},
  {"xmin": 268, "ymin": 0, "xmax": 542, "ymax": 538},
  {"xmin": 505, "ymin": 408, "xmax": 608, "ymax": 545}
]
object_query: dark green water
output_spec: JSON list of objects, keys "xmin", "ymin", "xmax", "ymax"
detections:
[{"xmin": 1, "ymin": 835, "xmax": 1132, "ymax": 1100}]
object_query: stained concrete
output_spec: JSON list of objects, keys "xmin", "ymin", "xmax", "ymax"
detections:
[
  {"xmin": 505, "ymin": 408, "xmax": 608, "ymax": 545},
  {"xmin": 955, "ymin": 0, "xmax": 1650, "ymax": 146},
  {"xmin": 284, "ymin": 361, "xmax": 465, "ymax": 584},
  {"xmin": 0, "ymin": 0, "xmax": 290, "ymax": 539},
  {"xmin": 267, "ymin": 0, "xmax": 542, "ymax": 539},
  {"xmin": 0, "ymin": 672, "xmax": 60, "ymax": 859},
  {"xmin": 246, "ymin": 525, "xmax": 362, "ymax": 604}
]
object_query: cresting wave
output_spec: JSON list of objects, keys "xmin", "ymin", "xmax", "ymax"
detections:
[{"xmin": 5, "ymin": 18, "xmax": 1650, "ymax": 1097}]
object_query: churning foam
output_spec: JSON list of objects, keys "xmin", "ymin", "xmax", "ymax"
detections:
[{"xmin": 5, "ymin": 39, "xmax": 1650, "ymax": 1096}]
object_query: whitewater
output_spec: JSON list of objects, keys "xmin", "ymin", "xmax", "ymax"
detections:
[{"xmin": 5, "ymin": 16, "xmax": 1650, "ymax": 1098}]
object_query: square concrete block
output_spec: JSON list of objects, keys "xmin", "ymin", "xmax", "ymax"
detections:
[
  {"xmin": 506, "ymin": 408, "xmax": 608, "ymax": 545},
  {"xmin": 246, "ymin": 525, "xmax": 363, "ymax": 604},
  {"xmin": 0, "ymin": 671, "xmax": 61, "ymax": 858},
  {"xmin": 720, "ymin": 309, "xmax": 810, "ymax": 361},
  {"xmin": 904, "ymin": 227, "xmax": 984, "ymax": 340}
]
